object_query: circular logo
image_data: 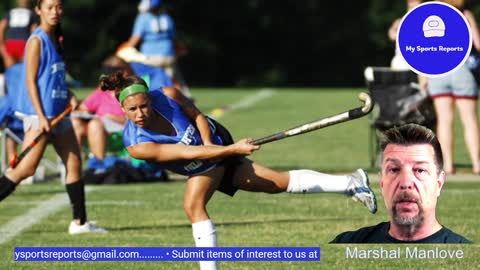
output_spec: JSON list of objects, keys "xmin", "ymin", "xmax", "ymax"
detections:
[{"xmin": 397, "ymin": 2, "xmax": 472, "ymax": 76}]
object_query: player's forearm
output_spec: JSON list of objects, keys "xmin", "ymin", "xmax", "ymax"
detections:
[
  {"xmin": 25, "ymin": 37, "xmax": 44, "ymax": 117},
  {"xmin": 388, "ymin": 19, "xmax": 400, "ymax": 41},
  {"xmin": 26, "ymin": 82, "xmax": 46, "ymax": 118},
  {"xmin": 0, "ymin": 32, "xmax": 6, "ymax": 56},
  {"xmin": 180, "ymin": 144, "xmax": 237, "ymax": 161},
  {"xmin": 28, "ymin": 89, "xmax": 47, "ymax": 118},
  {"xmin": 195, "ymin": 114, "xmax": 213, "ymax": 145},
  {"xmin": 68, "ymin": 90, "xmax": 79, "ymax": 109},
  {"xmin": 0, "ymin": 19, "xmax": 7, "ymax": 44},
  {"xmin": 466, "ymin": 11, "xmax": 480, "ymax": 51},
  {"xmin": 128, "ymin": 143, "xmax": 237, "ymax": 163}
]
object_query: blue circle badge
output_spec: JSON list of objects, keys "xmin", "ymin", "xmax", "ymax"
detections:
[{"xmin": 397, "ymin": 2, "xmax": 472, "ymax": 76}]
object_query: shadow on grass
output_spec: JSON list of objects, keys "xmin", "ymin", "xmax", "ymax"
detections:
[
  {"xmin": 106, "ymin": 217, "xmax": 361, "ymax": 232},
  {"xmin": 456, "ymin": 163, "xmax": 472, "ymax": 168}
]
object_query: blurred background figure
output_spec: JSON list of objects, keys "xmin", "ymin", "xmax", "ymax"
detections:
[
  {"xmin": 387, "ymin": 0, "xmax": 422, "ymax": 70},
  {"xmin": 0, "ymin": 0, "xmax": 38, "ymax": 161},
  {"xmin": 426, "ymin": 0, "xmax": 480, "ymax": 174},
  {"xmin": 120, "ymin": 0, "xmax": 192, "ymax": 100},
  {"xmin": 1, "ymin": 62, "xmax": 25, "ymax": 163},
  {"xmin": 0, "ymin": 0, "xmax": 38, "ymax": 68},
  {"xmin": 128, "ymin": 0, "xmax": 175, "ymax": 73},
  {"xmin": 102, "ymin": 55, "xmax": 173, "ymax": 91}
]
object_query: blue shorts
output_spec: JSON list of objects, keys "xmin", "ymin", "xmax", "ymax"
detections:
[{"xmin": 428, "ymin": 64, "xmax": 478, "ymax": 99}]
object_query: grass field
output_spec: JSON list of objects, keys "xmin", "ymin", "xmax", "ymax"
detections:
[{"xmin": 0, "ymin": 88, "xmax": 479, "ymax": 269}]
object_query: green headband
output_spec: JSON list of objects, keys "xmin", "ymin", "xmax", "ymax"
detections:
[{"xmin": 118, "ymin": 84, "xmax": 149, "ymax": 103}]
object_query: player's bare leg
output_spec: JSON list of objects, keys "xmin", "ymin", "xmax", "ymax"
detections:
[{"xmin": 184, "ymin": 168, "xmax": 224, "ymax": 270}]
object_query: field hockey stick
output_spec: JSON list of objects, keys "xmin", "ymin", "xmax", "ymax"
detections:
[
  {"xmin": 9, "ymin": 105, "xmax": 73, "ymax": 168},
  {"xmin": 252, "ymin": 92, "xmax": 374, "ymax": 145}
]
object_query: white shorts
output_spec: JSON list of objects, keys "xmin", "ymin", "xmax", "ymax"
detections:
[
  {"xmin": 428, "ymin": 64, "xmax": 478, "ymax": 99},
  {"xmin": 101, "ymin": 118, "xmax": 125, "ymax": 134},
  {"xmin": 20, "ymin": 114, "xmax": 72, "ymax": 135}
]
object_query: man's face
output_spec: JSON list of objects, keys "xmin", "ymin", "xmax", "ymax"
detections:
[{"xmin": 380, "ymin": 144, "xmax": 445, "ymax": 226}]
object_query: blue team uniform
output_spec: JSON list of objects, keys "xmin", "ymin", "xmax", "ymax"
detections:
[
  {"xmin": 132, "ymin": 12, "xmax": 176, "ymax": 57},
  {"xmin": 123, "ymin": 89, "xmax": 224, "ymax": 176},
  {"xmin": 130, "ymin": 62, "xmax": 173, "ymax": 89},
  {"xmin": 4, "ymin": 63, "xmax": 25, "ymax": 134},
  {"xmin": 16, "ymin": 28, "xmax": 69, "ymax": 117}
]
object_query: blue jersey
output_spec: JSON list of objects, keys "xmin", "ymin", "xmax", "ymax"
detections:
[
  {"xmin": 16, "ymin": 28, "xmax": 69, "ymax": 117},
  {"xmin": 4, "ymin": 63, "xmax": 24, "ymax": 131},
  {"xmin": 132, "ymin": 12, "xmax": 176, "ymax": 57},
  {"xmin": 5, "ymin": 62, "xmax": 24, "ymax": 113},
  {"xmin": 130, "ymin": 62, "xmax": 173, "ymax": 89},
  {"xmin": 123, "ymin": 90, "xmax": 224, "ymax": 176}
]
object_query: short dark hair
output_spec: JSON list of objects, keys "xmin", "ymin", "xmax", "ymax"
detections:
[{"xmin": 380, "ymin": 124, "xmax": 444, "ymax": 173}]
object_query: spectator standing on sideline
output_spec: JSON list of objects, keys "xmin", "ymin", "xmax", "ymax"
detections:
[
  {"xmin": 388, "ymin": 0, "xmax": 422, "ymax": 70},
  {"xmin": 124, "ymin": 0, "xmax": 192, "ymax": 99},
  {"xmin": 127, "ymin": 0, "xmax": 176, "ymax": 75},
  {"xmin": 0, "ymin": 0, "xmax": 38, "ymax": 68},
  {"xmin": 426, "ymin": 0, "xmax": 480, "ymax": 174}
]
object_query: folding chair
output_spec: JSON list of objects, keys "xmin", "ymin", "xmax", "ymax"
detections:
[
  {"xmin": 0, "ymin": 105, "xmax": 66, "ymax": 183},
  {"xmin": 364, "ymin": 67, "xmax": 437, "ymax": 168}
]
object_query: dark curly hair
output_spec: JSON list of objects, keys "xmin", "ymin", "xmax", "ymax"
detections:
[{"xmin": 99, "ymin": 71, "xmax": 148, "ymax": 101}]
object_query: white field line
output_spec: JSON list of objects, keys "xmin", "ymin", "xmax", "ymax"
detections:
[
  {"xmin": 2, "ymin": 200, "xmax": 145, "ymax": 206},
  {"xmin": 0, "ymin": 187, "xmax": 94, "ymax": 245},
  {"xmin": 207, "ymin": 88, "xmax": 276, "ymax": 119}
]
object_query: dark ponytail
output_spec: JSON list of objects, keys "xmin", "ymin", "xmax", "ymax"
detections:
[
  {"xmin": 54, "ymin": 23, "xmax": 64, "ymax": 57},
  {"xmin": 99, "ymin": 71, "xmax": 148, "ymax": 101}
]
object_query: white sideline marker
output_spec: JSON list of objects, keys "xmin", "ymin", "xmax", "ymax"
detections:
[{"xmin": 0, "ymin": 187, "xmax": 94, "ymax": 245}]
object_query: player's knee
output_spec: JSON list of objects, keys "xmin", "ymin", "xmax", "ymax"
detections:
[
  {"xmin": 88, "ymin": 118, "xmax": 105, "ymax": 131},
  {"xmin": 64, "ymin": 156, "xmax": 82, "ymax": 175},
  {"xmin": 71, "ymin": 117, "xmax": 82, "ymax": 128},
  {"xmin": 183, "ymin": 199, "xmax": 196, "ymax": 216},
  {"xmin": 183, "ymin": 199, "xmax": 206, "ymax": 220}
]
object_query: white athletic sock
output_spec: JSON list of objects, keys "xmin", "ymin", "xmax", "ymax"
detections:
[
  {"xmin": 287, "ymin": 170, "xmax": 350, "ymax": 193},
  {"xmin": 192, "ymin": 219, "xmax": 218, "ymax": 270}
]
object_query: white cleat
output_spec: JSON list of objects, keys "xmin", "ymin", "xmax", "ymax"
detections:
[
  {"xmin": 347, "ymin": 169, "xmax": 377, "ymax": 214},
  {"xmin": 68, "ymin": 221, "xmax": 108, "ymax": 235}
]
